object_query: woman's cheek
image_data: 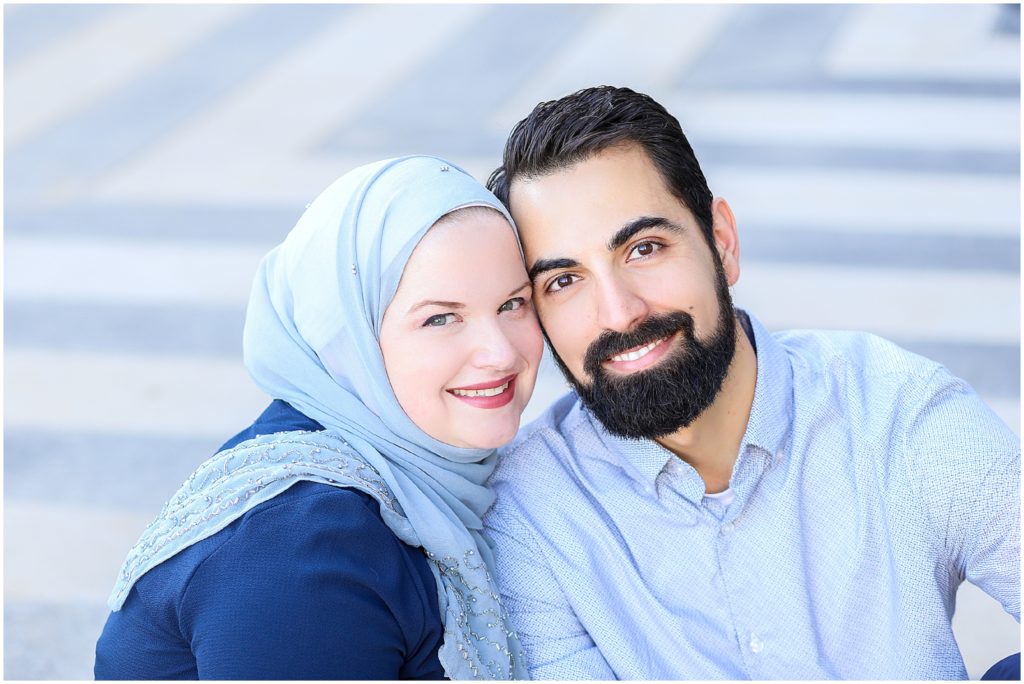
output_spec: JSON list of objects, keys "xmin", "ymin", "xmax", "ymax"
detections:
[{"xmin": 504, "ymin": 314, "xmax": 539, "ymax": 362}]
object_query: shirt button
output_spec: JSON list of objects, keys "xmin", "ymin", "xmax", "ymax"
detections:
[
  {"xmin": 749, "ymin": 634, "xmax": 765, "ymax": 654},
  {"xmin": 720, "ymin": 522, "xmax": 735, "ymax": 535}
]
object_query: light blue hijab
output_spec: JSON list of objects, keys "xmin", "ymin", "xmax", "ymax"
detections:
[{"xmin": 108, "ymin": 156, "xmax": 528, "ymax": 680}]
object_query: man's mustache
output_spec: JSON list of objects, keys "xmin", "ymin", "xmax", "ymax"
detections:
[{"xmin": 582, "ymin": 311, "xmax": 695, "ymax": 379}]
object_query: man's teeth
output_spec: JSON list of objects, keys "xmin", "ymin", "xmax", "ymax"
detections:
[
  {"xmin": 609, "ymin": 337, "xmax": 665, "ymax": 363},
  {"xmin": 451, "ymin": 381, "xmax": 510, "ymax": 398}
]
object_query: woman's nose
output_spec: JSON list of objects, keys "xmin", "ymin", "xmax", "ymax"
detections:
[{"xmin": 471, "ymin": 319, "xmax": 518, "ymax": 371}]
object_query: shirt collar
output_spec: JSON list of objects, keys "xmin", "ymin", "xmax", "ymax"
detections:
[
  {"xmin": 739, "ymin": 310, "xmax": 794, "ymax": 466},
  {"xmin": 578, "ymin": 309, "xmax": 794, "ymax": 487}
]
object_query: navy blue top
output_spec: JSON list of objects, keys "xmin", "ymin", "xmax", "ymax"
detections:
[{"xmin": 94, "ymin": 401, "xmax": 445, "ymax": 680}]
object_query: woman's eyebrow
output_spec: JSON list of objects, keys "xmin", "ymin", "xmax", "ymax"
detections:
[
  {"xmin": 508, "ymin": 281, "xmax": 531, "ymax": 296},
  {"xmin": 607, "ymin": 216, "xmax": 685, "ymax": 250},
  {"xmin": 407, "ymin": 299, "xmax": 465, "ymax": 314},
  {"xmin": 407, "ymin": 282, "xmax": 529, "ymax": 314}
]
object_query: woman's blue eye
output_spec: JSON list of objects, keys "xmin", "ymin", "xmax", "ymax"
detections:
[
  {"xmin": 498, "ymin": 297, "xmax": 525, "ymax": 313},
  {"xmin": 423, "ymin": 313, "xmax": 456, "ymax": 327},
  {"xmin": 546, "ymin": 273, "xmax": 578, "ymax": 293}
]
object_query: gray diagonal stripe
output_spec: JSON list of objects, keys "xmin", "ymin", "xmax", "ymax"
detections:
[
  {"xmin": 5, "ymin": 300, "xmax": 246, "ymax": 358},
  {"xmin": 6, "ymin": 4, "xmax": 351, "ymax": 203},
  {"xmin": 321, "ymin": 4, "xmax": 601, "ymax": 158},
  {"xmin": 5, "ymin": 430, "xmax": 222, "ymax": 512},
  {"xmin": 3, "ymin": 4, "xmax": 115, "ymax": 65}
]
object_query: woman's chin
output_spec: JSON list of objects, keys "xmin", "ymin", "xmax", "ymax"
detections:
[{"xmin": 443, "ymin": 420, "xmax": 521, "ymax": 451}]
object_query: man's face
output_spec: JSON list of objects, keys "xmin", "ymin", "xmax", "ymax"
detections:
[{"xmin": 508, "ymin": 143, "xmax": 741, "ymax": 437}]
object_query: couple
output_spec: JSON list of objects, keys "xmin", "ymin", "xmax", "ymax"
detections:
[{"xmin": 95, "ymin": 87, "xmax": 1019, "ymax": 680}]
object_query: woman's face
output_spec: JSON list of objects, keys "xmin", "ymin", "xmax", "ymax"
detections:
[{"xmin": 380, "ymin": 209, "xmax": 544, "ymax": 449}]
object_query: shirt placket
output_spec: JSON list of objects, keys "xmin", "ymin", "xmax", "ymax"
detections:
[
  {"xmin": 655, "ymin": 458, "xmax": 752, "ymax": 678},
  {"xmin": 714, "ymin": 444, "xmax": 775, "ymax": 679}
]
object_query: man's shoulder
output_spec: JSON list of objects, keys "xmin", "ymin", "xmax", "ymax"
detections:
[
  {"xmin": 774, "ymin": 327, "xmax": 942, "ymax": 384},
  {"xmin": 512, "ymin": 390, "xmax": 584, "ymax": 443},
  {"xmin": 772, "ymin": 326, "xmax": 1015, "ymax": 456},
  {"xmin": 491, "ymin": 391, "xmax": 592, "ymax": 486}
]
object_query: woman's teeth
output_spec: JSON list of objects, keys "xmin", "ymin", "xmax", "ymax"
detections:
[
  {"xmin": 451, "ymin": 381, "xmax": 510, "ymax": 398},
  {"xmin": 609, "ymin": 337, "xmax": 665, "ymax": 363}
]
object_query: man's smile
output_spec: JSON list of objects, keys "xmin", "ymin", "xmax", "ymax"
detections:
[{"xmin": 602, "ymin": 331, "xmax": 680, "ymax": 374}]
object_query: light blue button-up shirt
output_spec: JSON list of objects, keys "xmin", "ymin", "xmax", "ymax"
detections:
[{"xmin": 485, "ymin": 311, "xmax": 1019, "ymax": 679}]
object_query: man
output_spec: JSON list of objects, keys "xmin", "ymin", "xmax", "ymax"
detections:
[{"xmin": 482, "ymin": 86, "xmax": 1020, "ymax": 679}]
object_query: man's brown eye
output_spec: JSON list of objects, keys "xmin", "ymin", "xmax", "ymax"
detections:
[
  {"xmin": 630, "ymin": 242, "xmax": 660, "ymax": 259},
  {"xmin": 546, "ymin": 274, "xmax": 578, "ymax": 292}
]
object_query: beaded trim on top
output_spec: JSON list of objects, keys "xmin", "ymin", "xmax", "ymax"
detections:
[{"xmin": 431, "ymin": 547, "xmax": 524, "ymax": 679}]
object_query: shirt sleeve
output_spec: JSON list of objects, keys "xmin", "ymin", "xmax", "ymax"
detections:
[
  {"xmin": 485, "ymin": 496, "xmax": 617, "ymax": 680},
  {"xmin": 906, "ymin": 366, "xmax": 1020, "ymax": 621},
  {"xmin": 180, "ymin": 487, "xmax": 444, "ymax": 679}
]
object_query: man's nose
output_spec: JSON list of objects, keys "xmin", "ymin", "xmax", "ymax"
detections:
[{"xmin": 594, "ymin": 273, "xmax": 648, "ymax": 333}]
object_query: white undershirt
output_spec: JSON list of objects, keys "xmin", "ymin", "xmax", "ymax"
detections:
[{"xmin": 703, "ymin": 486, "xmax": 736, "ymax": 508}]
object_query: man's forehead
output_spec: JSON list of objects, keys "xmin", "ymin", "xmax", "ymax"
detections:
[{"xmin": 512, "ymin": 181, "xmax": 683, "ymax": 248}]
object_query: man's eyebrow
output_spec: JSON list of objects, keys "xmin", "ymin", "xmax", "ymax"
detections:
[
  {"xmin": 407, "ymin": 300, "xmax": 465, "ymax": 314},
  {"xmin": 525, "ymin": 217, "xmax": 683, "ymax": 283},
  {"xmin": 607, "ymin": 216, "xmax": 685, "ymax": 251},
  {"xmin": 527, "ymin": 258, "xmax": 579, "ymax": 283}
]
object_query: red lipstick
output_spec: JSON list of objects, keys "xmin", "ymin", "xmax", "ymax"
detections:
[{"xmin": 447, "ymin": 374, "xmax": 517, "ymax": 409}]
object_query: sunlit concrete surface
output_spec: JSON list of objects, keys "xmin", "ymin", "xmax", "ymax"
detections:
[{"xmin": 4, "ymin": 4, "xmax": 1019, "ymax": 679}]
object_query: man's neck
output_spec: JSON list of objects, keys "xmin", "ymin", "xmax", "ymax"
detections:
[{"xmin": 653, "ymin": 318, "xmax": 758, "ymax": 494}]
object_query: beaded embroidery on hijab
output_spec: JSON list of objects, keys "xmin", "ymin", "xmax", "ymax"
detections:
[{"xmin": 107, "ymin": 156, "xmax": 528, "ymax": 680}]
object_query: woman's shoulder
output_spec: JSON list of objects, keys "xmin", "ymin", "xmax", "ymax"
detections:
[
  {"xmin": 101, "ymin": 482, "xmax": 445, "ymax": 679},
  {"xmin": 143, "ymin": 483, "xmax": 426, "ymax": 599},
  {"xmin": 188, "ymin": 482, "xmax": 443, "ymax": 676},
  {"xmin": 208, "ymin": 481, "xmax": 405, "ymax": 558},
  {"xmin": 118, "ymin": 482, "xmax": 443, "ymax": 678}
]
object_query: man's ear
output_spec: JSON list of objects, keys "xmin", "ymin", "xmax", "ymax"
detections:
[{"xmin": 710, "ymin": 197, "xmax": 740, "ymax": 286}]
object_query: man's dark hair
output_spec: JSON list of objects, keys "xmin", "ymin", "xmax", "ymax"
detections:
[{"xmin": 487, "ymin": 85, "xmax": 715, "ymax": 246}]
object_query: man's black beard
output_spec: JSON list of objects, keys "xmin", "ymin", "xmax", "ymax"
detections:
[{"xmin": 549, "ymin": 259, "xmax": 737, "ymax": 439}]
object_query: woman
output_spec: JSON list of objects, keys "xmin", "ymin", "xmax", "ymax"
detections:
[{"xmin": 94, "ymin": 156, "xmax": 542, "ymax": 679}]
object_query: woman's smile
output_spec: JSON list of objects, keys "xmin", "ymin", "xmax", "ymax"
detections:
[{"xmin": 447, "ymin": 374, "xmax": 518, "ymax": 408}]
